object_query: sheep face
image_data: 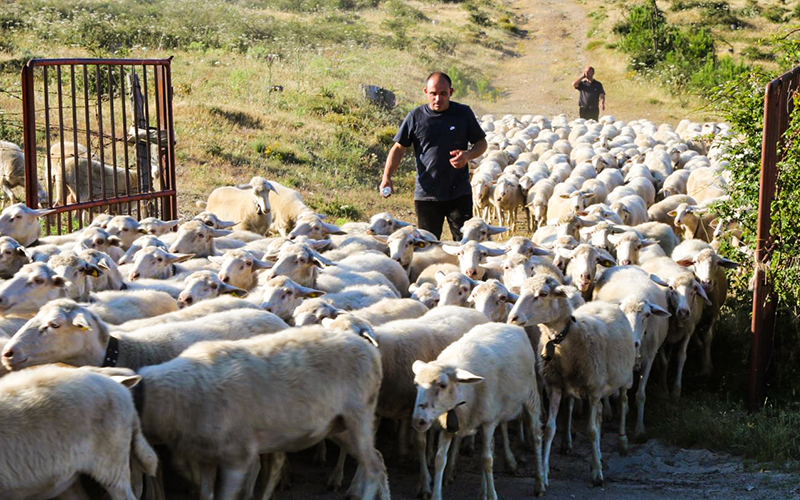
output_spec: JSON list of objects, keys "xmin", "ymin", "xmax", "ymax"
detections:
[
  {"xmin": 375, "ymin": 227, "xmax": 428, "ymax": 270},
  {"xmin": 442, "ymin": 241, "xmax": 506, "ymax": 280},
  {"xmin": 556, "ymin": 213, "xmax": 594, "ymax": 241},
  {"xmin": 468, "ymin": 280, "xmax": 517, "ymax": 323},
  {"xmin": 0, "ymin": 236, "xmax": 29, "ymax": 279},
  {"xmin": 49, "ymin": 252, "xmax": 102, "ymax": 301},
  {"xmin": 409, "ymin": 282, "xmax": 439, "ymax": 308},
  {"xmin": 170, "ymin": 220, "xmax": 231, "ymax": 258},
  {"xmin": 104, "ymin": 216, "xmax": 141, "ymax": 250},
  {"xmin": 507, "ymin": 275, "xmax": 570, "ymax": 326},
  {"xmin": 288, "ymin": 218, "xmax": 345, "ymax": 240},
  {"xmin": 139, "ymin": 217, "xmax": 180, "ymax": 236},
  {"xmin": 79, "ymin": 249, "xmax": 124, "ymax": 292},
  {"xmin": 120, "ymin": 235, "xmax": 167, "ymax": 265},
  {"xmin": 0, "ymin": 262, "xmax": 69, "ymax": 315},
  {"xmin": 619, "ymin": 295, "xmax": 670, "ymax": 360},
  {"xmin": 177, "ymin": 271, "xmax": 247, "ymax": 309},
  {"xmin": 1, "ymin": 300, "xmax": 102, "ymax": 371},
  {"xmin": 660, "ymin": 273, "xmax": 712, "ymax": 323},
  {"xmin": 87, "ymin": 213, "xmax": 114, "ymax": 229},
  {"xmin": 248, "ymin": 177, "xmax": 276, "ymax": 216},
  {"xmin": 292, "ymin": 298, "xmax": 340, "ymax": 326},
  {"xmin": 436, "ymin": 271, "xmax": 479, "ymax": 307},
  {"xmin": 260, "ymin": 276, "xmax": 324, "ymax": 321},
  {"xmin": 216, "ymin": 249, "xmax": 272, "ymax": 290},
  {"xmin": 459, "ymin": 218, "xmax": 507, "ymax": 244},
  {"xmin": 366, "ymin": 212, "xmax": 409, "ymax": 235},
  {"xmin": 193, "ymin": 211, "xmax": 237, "ymax": 230},
  {"xmin": 128, "ymin": 246, "xmax": 194, "ymax": 281},
  {"xmin": 73, "ymin": 227, "xmax": 122, "ymax": 255},
  {"xmin": 504, "ymin": 236, "xmax": 539, "ymax": 259},
  {"xmin": 529, "ymin": 195, "xmax": 548, "ymax": 229},
  {"xmin": 264, "ymin": 243, "xmax": 333, "ymax": 286},
  {"xmin": 609, "ymin": 232, "xmax": 656, "ymax": 266},
  {"xmin": 562, "ymin": 244, "xmax": 616, "ymax": 293},
  {"xmin": 411, "ymin": 361, "xmax": 483, "ymax": 432},
  {"xmin": 675, "ymin": 248, "xmax": 738, "ymax": 291},
  {"xmin": 0, "ymin": 203, "xmax": 54, "ymax": 246}
]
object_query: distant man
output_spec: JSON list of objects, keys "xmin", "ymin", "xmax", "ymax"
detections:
[
  {"xmin": 380, "ymin": 72, "xmax": 487, "ymax": 241},
  {"xmin": 572, "ymin": 66, "xmax": 605, "ymax": 121}
]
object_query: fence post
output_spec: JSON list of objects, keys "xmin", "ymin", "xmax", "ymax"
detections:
[
  {"xmin": 21, "ymin": 62, "xmax": 38, "ymax": 208},
  {"xmin": 129, "ymin": 71, "xmax": 154, "ymax": 215}
]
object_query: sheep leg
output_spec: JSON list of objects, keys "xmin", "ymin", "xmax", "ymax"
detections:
[
  {"xmin": 254, "ymin": 452, "xmax": 287, "ymax": 500},
  {"xmin": 462, "ymin": 434, "xmax": 475, "ymax": 456},
  {"xmin": 336, "ymin": 410, "xmax": 389, "ymax": 500},
  {"xmin": 431, "ymin": 431, "xmax": 453, "ymax": 500},
  {"xmin": 635, "ymin": 354, "xmax": 657, "ymax": 438},
  {"xmin": 517, "ymin": 415, "xmax": 525, "ymax": 445},
  {"xmin": 658, "ymin": 347, "xmax": 670, "ymax": 394},
  {"xmin": 426, "ymin": 429, "xmax": 435, "ymax": 467},
  {"xmin": 481, "ymin": 422, "xmax": 499, "ymax": 500},
  {"xmin": 500, "ymin": 421, "xmax": 517, "ymax": 473},
  {"xmin": 700, "ymin": 319, "xmax": 716, "ymax": 377},
  {"xmin": 443, "ymin": 435, "xmax": 461, "ymax": 485},
  {"xmin": 414, "ymin": 429, "xmax": 432, "ymax": 499},
  {"xmin": 398, "ymin": 417, "xmax": 410, "ymax": 457},
  {"xmin": 0, "ymin": 181, "xmax": 15, "ymax": 208},
  {"xmin": 313, "ymin": 439, "xmax": 327, "ymax": 465},
  {"xmin": 602, "ymin": 396, "xmax": 613, "ymax": 421},
  {"xmin": 673, "ymin": 332, "xmax": 693, "ymax": 401},
  {"xmin": 214, "ymin": 464, "xmax": 249, "ymax": 500},
  {"xmin": 588, "ymin": 398, "xmax": 604, "ymax": 487},
  {"xmin": 523, "ymin": 389, "xmax": 546, "ymax": 497},
  {"xmin": 619, "ymin": 387, "xmax": 630, "ymax": 454},
  {"xmin": 326, "ymin": 444, "xmax": 347, "ymax": 491},
  {"xmin": 543, "ymin": 386, "xmax": 562, "ymax": 487},
  {"xmin": 559, "ymin": 397, "xmax": 574, "ymax": 454},
  {"xmin": 198, "ymin": 463, "xmax": 216, "ymax": 500},
  {"xmin": 56, "ymin": 481, "xmax": 91, "ymax": 500}
]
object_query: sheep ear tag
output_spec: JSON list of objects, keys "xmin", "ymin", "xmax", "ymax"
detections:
[{"xmin": 446, "ymin": 401, "xmax": 466, "ymax": 434}]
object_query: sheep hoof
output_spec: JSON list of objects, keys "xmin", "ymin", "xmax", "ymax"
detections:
[
  {"xmin": 416, "ymin": 488, "xmax": 432, "ymax": 500},
  {"xmin": 618, "ymin": 435, "xmax": 629, "ymax": 455},
  {"xmin": 592, "ymin": 477, "xmax": 605, "ymax": 488},
  {"xmin": 444, "ymin": 474, "xmax": 455, "ymax": 486},
  {"xmin": 505, "ymin": 462, "xmax": 518, "ymax": 474}
]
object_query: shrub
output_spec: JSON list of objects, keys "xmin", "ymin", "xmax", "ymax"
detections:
[
  {"xmin": 742, "ymin": 45, "xmax": 775, "ymax": 61},
  {"xmin": 698, "ymin": 1, "xmax": 745, "ymax": 28},
  {"xmin": 763, "ymin": 5, "xmax": 789, "ymax": 23}
]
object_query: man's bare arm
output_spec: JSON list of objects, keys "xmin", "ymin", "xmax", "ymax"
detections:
[
  {"xmin": 600, "ymin": 93, "xmax": 606, "ymax": 111},
  {"xmin": 380, "ymin": 143, "xmax": 406, "ymax": 197},
  {"xmin": 449, "ymin": 138, "xmax": 488, "ymax": 169}
]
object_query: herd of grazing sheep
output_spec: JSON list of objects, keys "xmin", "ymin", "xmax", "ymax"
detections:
[{"xmin": 0, "ymin": 112, "xmax": 742, "ymax": 500}]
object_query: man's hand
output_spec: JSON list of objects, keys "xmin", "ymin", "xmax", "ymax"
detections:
[
  {"xmin": 449, "ymin": 150, "xmax": 469, "ymax": 169},
  {"xmin": 600, "ymin": 102, "xmax": 605, "ymax": 112},
  {"xmin": 379, "ymin": 177, "xmax": 394, "ymax": 198}
]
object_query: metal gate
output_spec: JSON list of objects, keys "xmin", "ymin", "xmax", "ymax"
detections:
[
  {"xmin": 21, "ymin": 58, "xmax": 177, "ymax": 234},
  {"xmin": 749, "ymin": 65, "xmax": 800, "ymax": 410}
]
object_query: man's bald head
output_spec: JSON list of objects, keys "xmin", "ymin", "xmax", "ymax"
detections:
[
  {"xmin": 424, "ymin": 72, "xmax": 454, "ymax": 112},
  {"xmin": 584, "ymin": 66, "xmax": 595, "ymax": 80}
]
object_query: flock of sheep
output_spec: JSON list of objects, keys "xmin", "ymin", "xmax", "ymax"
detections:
[{"xmin": 0, "ymin": 112, "xmax": 741, "ymax": 500}]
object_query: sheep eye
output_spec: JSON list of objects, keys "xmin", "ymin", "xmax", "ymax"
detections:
[
  {"xmin": 97, "ymin": 239, "xmax": 105, "ymax": 245},
  {"xmin": 210, "ymin": 283, "xmax": 218, "ymax": 290},
  {"xmin": 245, "ymin": 261, "xmax": 252, "ymax": 266},
  {"xmin": 122, "ymin": 228, "xmax": 128, "ymax": 232},
  {"xmin": 48, "ymin": 321, "xmax": 60, "ymax": 329},
  {"xmin": 204, "ymin": 221, "xmax": 214, "ymax": 227},
  {"xmin": 157, "ymin": 258, "xmax": 163, "ymax": 263},
  {"xmin": 438, "ymin": 382, "xmax": 447, "ymax": 390},
  {"xmin": 539, "ymin": 291, "xmax": 549, "ymax": 298},
  {"xmin": 34, "ymin": 277, "xmax": 45, "ymax": 285}
]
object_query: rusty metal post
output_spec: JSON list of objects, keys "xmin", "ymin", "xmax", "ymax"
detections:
[
  {"xmin": 749, "ymin": 66, "xmax": 800, "ymax": 411},
  {"xmin": 21, "ymin": 62, "xmax": 38, "ymax": 208}
]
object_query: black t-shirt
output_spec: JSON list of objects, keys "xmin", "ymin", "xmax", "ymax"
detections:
[
  {"xmin": 394, "ymin": 102, "xmax": 486, "ymax": 201},
  {"xmin": 577, "ymin": 79, "xmax": 605, "ymax": 109}
]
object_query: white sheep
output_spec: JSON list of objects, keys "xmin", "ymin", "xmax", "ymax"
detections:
[
  {"xmin": 177, "ymin": 270, "xmax": 249, "ymax": 309},
  {"xmin": 436, "ymin": 271, "xmax": 481, "ymax": 307},
  {"xmin": 127, "ymin": 245, "xmax": 196, "ymax": 281},
  {"xmin": 441, "ymin": 240, "xmax": 506, "ymax": 280},
  {"xmin": 558, "ymin": 243, "xmax": 616, "ymax": 295},
  {"xmin": 468, "ymin": 279, "xmax": 518, "ymax": 322},
  {"xmin": 411, "ymin": 322, "xmax": 545, "ymax": 499},
  {"xmin": 138, "ymin": 216, "xmax": 180, "ymax": 236},
  {"xmin": 459, "ymin": 217, "xmax": 507, "ymax": 243},
  {"xmin": 266, "ymin": 180, "xmax": 315, "ymax": 237},
  {"xmin": 669, "ymin": 203, "xmax": 716, "ymax": 242},
  {"xmin": 647, "ymin": 194, "xmax": 697, "ymax": 233},
  {"xmin": 408, "ymin": 281, "xmax": 440, "ymax": 309},
  {"xmin": 0, "ymin": 364, "xmax": 157, "ymax": 500},
  {"xmin": 0, "ymin": 203, "xmax": 55, "ymax": 246},
  {"xmin": 508, "ymin": 275, "xmax": 636, "ymax": 487},
  {"xmin": 492, "ymin": 175, "xmax": 524, "ymax": 228},
  {"xmin": 610, "ymin": 195, "xmax": 648, "ymax": 226},
  {"xmin": 72, "ymin": 226, "xmax": 125, "ymax": 262},
  {"xmin": 687, "ymin": 167, "xmax": 726, "ymax": 204},
  {"xmin": 115, "ymin": 295, "xmax": 261, "ymax": 332},
  {"xmin": 169, "ymin": 220, "xmax": 232, "ymax": 258},
  {"xmin": 0, "ymin": 141, "xmax": 47, "ymax": 208},
  {"xmin": 119, "ymin": 235, "xmax": 168, "ymax": 265},
  {"xmin": 293, "ymin": 297, "xmax": 428, "ymax": 327},
  {"xmin": 365, "ymin": 212, "xmax": 412, "ymax": 235},
  {"xmin": 660, "ymin": 169, "xmax": 691, "ymax": 198},
  {"xmin": 0, "ymin": 236, "xmax": 29, "ymax": 279},
  {"xmin": 201, "ymin": 176, "xmax": 277, "ymax": 235}
]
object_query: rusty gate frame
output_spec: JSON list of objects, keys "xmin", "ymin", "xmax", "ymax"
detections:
[
  {"xmin": 749, "ymin": 65, "xmax": 800, "ymax": 411},
  {"xmin": 20, "ymin": 58, "xmax": 177, "ymax": 233}
]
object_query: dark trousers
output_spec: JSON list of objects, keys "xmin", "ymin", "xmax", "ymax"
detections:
[
  {"xmin": 415, "ymin": 194, "xmax": 472, "ymax": 241},
  {"xmin": 579, "ymin": 107, "xmax": 599, "ymax": 121}
]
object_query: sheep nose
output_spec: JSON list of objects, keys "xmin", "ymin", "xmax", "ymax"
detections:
[
  {"xmin": 581, "ymin": 273, "xmax": 591, "ymax": 281},
  {"xmin": 221, "ymin": 275, "xmax": 230, "ymax": 283},
  {"xmin": 129, "ymin": 272, "xmax": 139, "ymax": 281},
  {"xmin": 635, "ymin": 341, "xmax": 641, "ymax": 349},
  {"xmin": 678, "ymin": 308, "xmax": 690, "ymax": 319},
  {"xmin": 620, "ymin": 260, "xmax": 631, "ymax": 266},
  {"xmin": 178, "ymin": 296, "xmax": 192, "ymax": 308},
  {"xmin": 2, "ymin": 348, "xmax": 13, "ymax": 359},
  {"xmin": 466, "ymin": 269, "xmax": 477, "ymax": 278}
]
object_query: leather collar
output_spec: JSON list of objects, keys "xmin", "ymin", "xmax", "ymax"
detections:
[
  {"xmin": 446, "ymin": 401, "xmax": 466, "ymax": 434},
  {"xmin": 170, "ymin": 264, "xmax": 177, "ymax": 277},
  {"xmin": 102, "ymin": 335, "xmax": 120, "ymax": 367},
  {"xmin": 132, "ymin": 378, "xmax": 145, "ymax": 416},
  {"xmin": 542, "ymin": 319, "xmax": 572, "ymax": 360}
]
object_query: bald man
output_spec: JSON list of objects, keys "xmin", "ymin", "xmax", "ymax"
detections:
[
  {"xmin": 572, "ymin": 66, "xmax": 605, "ymax": 121},
  {"xmin": 380, "ymin": 72, "xmax": 487, "ymax": 241}
]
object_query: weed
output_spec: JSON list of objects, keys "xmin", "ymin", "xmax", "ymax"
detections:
[
  {"xmin": 307, "ymin": 196, "xmax": 364, "ymax": 221},
  {"xmin": 763, "ymin": 5, "xmax": 789, "ymax": 23},
  {"xmin": 586, "ymin": 40, "xmax": 605, "ymax": 51}
]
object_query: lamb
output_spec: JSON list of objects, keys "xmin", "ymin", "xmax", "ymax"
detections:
[
  {"xmin": 372, "ymin": 227, "xmax": 456, "ymax": 282},
  {"xmin": 169, "ymin": 220, "xmax": 232, "ymax": 258},
  {"xmin": 607, "ymin": 231, "xmax": 659, "ymax": 266},
  {"xmin": 193, "ymin": 211, "xmax": 238, "ymax": 230},
  {"xmin": 119, "ymin": 235, "xmax": 168, "ymax": 265},
  {"xmin": 72, "ymin": 226, "xmax": 125, "ymax": 262},
  {"xmin": 634, "ymin": 221, "xmax": 681, "ymax": 256},
  {"xmin": 83, "ymin": 289, "xmax": 179, "ymax": 325},
  {"xmin": 441, "ymin": 240, "xmax": 506, "ymax": 280},
  {"xmin": 0, "ymin": 236, "xmax": 29, "ymax": 279},
  {"xmin": 177, "ymin": 271, "xmax": 249, "ymax": 309},
  {"xmin": 136, "ymin": 325, "xmax": 389, "ymax": 500},
  {"xmin": 459, "ymin": 217, "xmax": 507, "ymax": 243},
  {"xmin": 213, "ymin": 249, "xmax": 273, "ymax": 290},
  {"xmin": 127, "ymin": 245, "xmax": 196, "ymax": 281},
  {"xmin": 115, "ymin": 295, "xmax": 261, "ymax": 332},
  {"xmin": 559, "ymin": 243, "xmax": 616, "ymax": 295},
  {"xmin": 408, "ymin": 282, "xmax": 440, "ymax": 309},
  {"xmin": 138, "ymin": 216, "xmax": 180, "ymax": 236},
  {"xmin": 48, "ymin": 251, "xmax": 103, "ymax": 301},
  {"xmin": 1, "ymin": 299, "xmax": 288, "ymax": 371},
  {"xmin": 647, "ymin": 194, "xmax": 697, "ymax": 233},
  {"xmin": 201, "ymin": 176, "xmax": 277, "ymax": 235},
  {"xmin": 492, "ymin": 175, "xmax": 524, "ymax": 228},
  {"xmin": 593, "ymin": 266, "xmax": 671, "ymax": 436},
  {"xmin": 624, "ymin": 176, "xmax": 656, "ymax": 206},
  {"xmin": 436, "ymin": 271, "xmax": 481, "ymax": 307},
  {"xmin": 326, "ymin": 307, "xmax": 490, "ymax": 497},
  {"xmin": 640, "ymin": 257, "xmax": 712, "ymax": 400},
  {"xmin": 508, "ymin": 275, "xmax": 636, "ymax": 487},
  {"xmin": 526, "ymin": 178, "xmax": 556, "ymax": 230},
  {"xmin": 471, "ymin": 173, "xmax": 495, "ymax": 221},
  {"xmin": 672, "ymin": 240, "xmax": 738, "ymax": 376},
  {"xmin": 288, "ymin": 215, "xmax": 347, "ymax": 241},
  {"xmin": 0, "ymin": 203, "xmax": 55, "ymax": 246},
  {"xmin": 0, "ymin": 364, "xmax": 157, "ymax": 500},
  {"xmin": 293, "ymin": 297, "xmax": 428, "ymax": 327},
  {"xmin": 482, "ymin": 253, "xmax": 564, "ymax": 293},
  {"xmin": 468, "ymin": 279, "xmax": 518, "ymax": 322},
  {"xmin": 53, "ymin": 157, "xmax": 135, "ymax": 205},
  {"xmin": 365, "ymin": 212, "xmax": 412, "ymax": 235},
  {"xmin": 0, "ymin": 262, "xmax": 69, "ymax": 315},
  {"xmin": 611, "ymin": 195, "xmax": 648, "ymax": 226},
  {"xmin": 260, "ymin": 276, "xmax": 395, "ymax": 322},
  {"xmin": 411, "ymin": 322, "xmax": 545, "ymax": 499},
  {"xmin": 104, "ymin": 215, "xmax": 143, "ymax": 250},
  {"xmin": 660, "ymin": 169, "xmax": 691, "ymax": 198}
]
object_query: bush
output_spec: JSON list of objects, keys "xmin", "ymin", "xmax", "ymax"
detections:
[
  {"xmin": 763, "ymin": 5, "xmax": 789, "ymax": 23},
  {"xmin": 742, "ymin": 45, "xmax": 775, "ymax": 61}
]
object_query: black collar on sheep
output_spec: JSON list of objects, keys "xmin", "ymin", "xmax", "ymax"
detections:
[
  {"xmin": 446, "ymin": 400, "xmax": 466, "ymax": 433},
  {"xmin": 102, "ymin": 335, "xmax": 120, "ymax": 367},
  {"xmin": 542, "ymin": 316, "xmax": 575, "ymax": 360}
]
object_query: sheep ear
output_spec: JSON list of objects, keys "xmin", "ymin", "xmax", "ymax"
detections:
[
  {"xmin": 553, "ymin": 286, "xmax": 570, "ymax": 298},
  {"xmin": 110, "ymin": 374, "xmax": 142, "ymax": 388},
  {"xmin": 488, "ymin": 224, "xmax": 507, "ymax": 235},
  {"xmin": 441, "ymin": 244, "xmax": 462, "ymax": 256},
  {"xmin": 216, "ymin": 219, "xmax": 238, "ymax": 229},
  {"xmin": 321, "ymin": 222, "xmax": 346, "ymax": 235},
  {"xmin": 52, "ymin": 275, "xmax": 70, "ymax": 288},
  {"xmin": 394, "ymin": 219, "xmax": 411, "ymax": 228},
  {"xmin": 435, "ymin": 270, "xmax": 447, "ymax": 285},
  {"xmin": 560, "ymin": 193, "xmax": 571, "ymax": 199},
  {"xmin": 641, "ymin": 239, "xmax": 658, "ymax": 247},
  {"xmin": 607, "ymin": 234, "xmax": 621, "ymax": 246},
  {"xmin": 307, "ymin": 238, "xmax": 332, "ymax": 251},
  {"xmin": 311, "ymin": 251, "xmax": 334, "ymax": 268},
  {"xmin": 695, "ymin": 282, "xmax": 713, "ymax": 306},
  {"xmin": 718, "ymin": 258, "xmax": 740, "ymax": 269},
  {"xmin": 649, "ymin": 302, "xmax": 671, "ymax": 317},
  {"xmin": 208, "ymin": 255, "xmax": 225, "ymax": 265},
  {"xmin": 506, "ymin": 291, "xmax": 520, "ymax": 302},
  {"xmin": 371, "ymin": 234, "xmax": 389, "ymax": 244},
  {"xmin": 253, "ymin": 258, "xmax": 274, "ymax": 270},
  {"xmin": 709, "ymin": 219, "xmax": 720, "ymax": 229},
  {"xmin": 454, "ymin": 368, "xmax": 484, "ymax": 384},
  {"xmin": 72, "ymin": 312, "xmax": 92, "ymax": 331},
  {"xmin": 408, "ymin": 283, "xmax": 419, "ymax": 293},
  {"xmin": 32, "ymin": 208, "xmax": 56, "ymax": 218},
  {"xmin": 297, "ymin": 285, "xmax": 325, "ymax": 298},
  {"xmin": 531, "ymin": 247, "xmax": 552, "ymax": 256},
  {"xmin": 413, "ymin": 239, "xmax": 432, "ymax": 250},
  {"xmin": 236, "ymin": 183, "xmax": 251, "ymax": 190},
  {"xmin": 480, "ymin": 260, "xmax": 504, "ymax": 271},
  {"xmin": 578, "ymin": 217, "xmax": 597, "ymax": 227},
  {"xmin": 108, "ymin": 236, "xmax": 123, "ymax": 247},
  {"xmin": 649, "ymin": 274, "xmax": 670, "ymax": 287},
  {"xmin": 484, "ymin": 247, "xmax": 507, "ymax": 257},
  {"xmin": 667, "ymin": 210, "xmax": 677, "ymax": 217},
  {"xmin": 169, "ymin": 253, "xmax": 195, "ymax": 264},
  {"xmin": 585, "ymin": 192, "xmax": 596, "ymax": 199},
  {"xmin": 83, "ymin": 263, "xmax": 104, "ymax": 278},
  {"xmin": 412, "ymin": 360, "xmax": 428, "ymax": 376},
  {"xmin": 137, "ymin": 227, "xmax": 149, "ymax": 234},
  {"xmin": 676, "ymin": 259, "xmax": 694, "ymax": 268},
  {"xmin": 210, "ymin": 228, "xmax": 233, "ymax": 238},
  {"xmin": 221, "ymin": 283, "xmax": 249, "ymax": 298}
]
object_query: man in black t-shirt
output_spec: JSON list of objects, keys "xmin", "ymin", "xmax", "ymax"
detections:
[
  {"xmin": 572, "ymin": 66, "xmax": 606, "ymax": 121},
  {"xmin": 380, "ymin": 72, "xmax": 488, "ymax": 241}
]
